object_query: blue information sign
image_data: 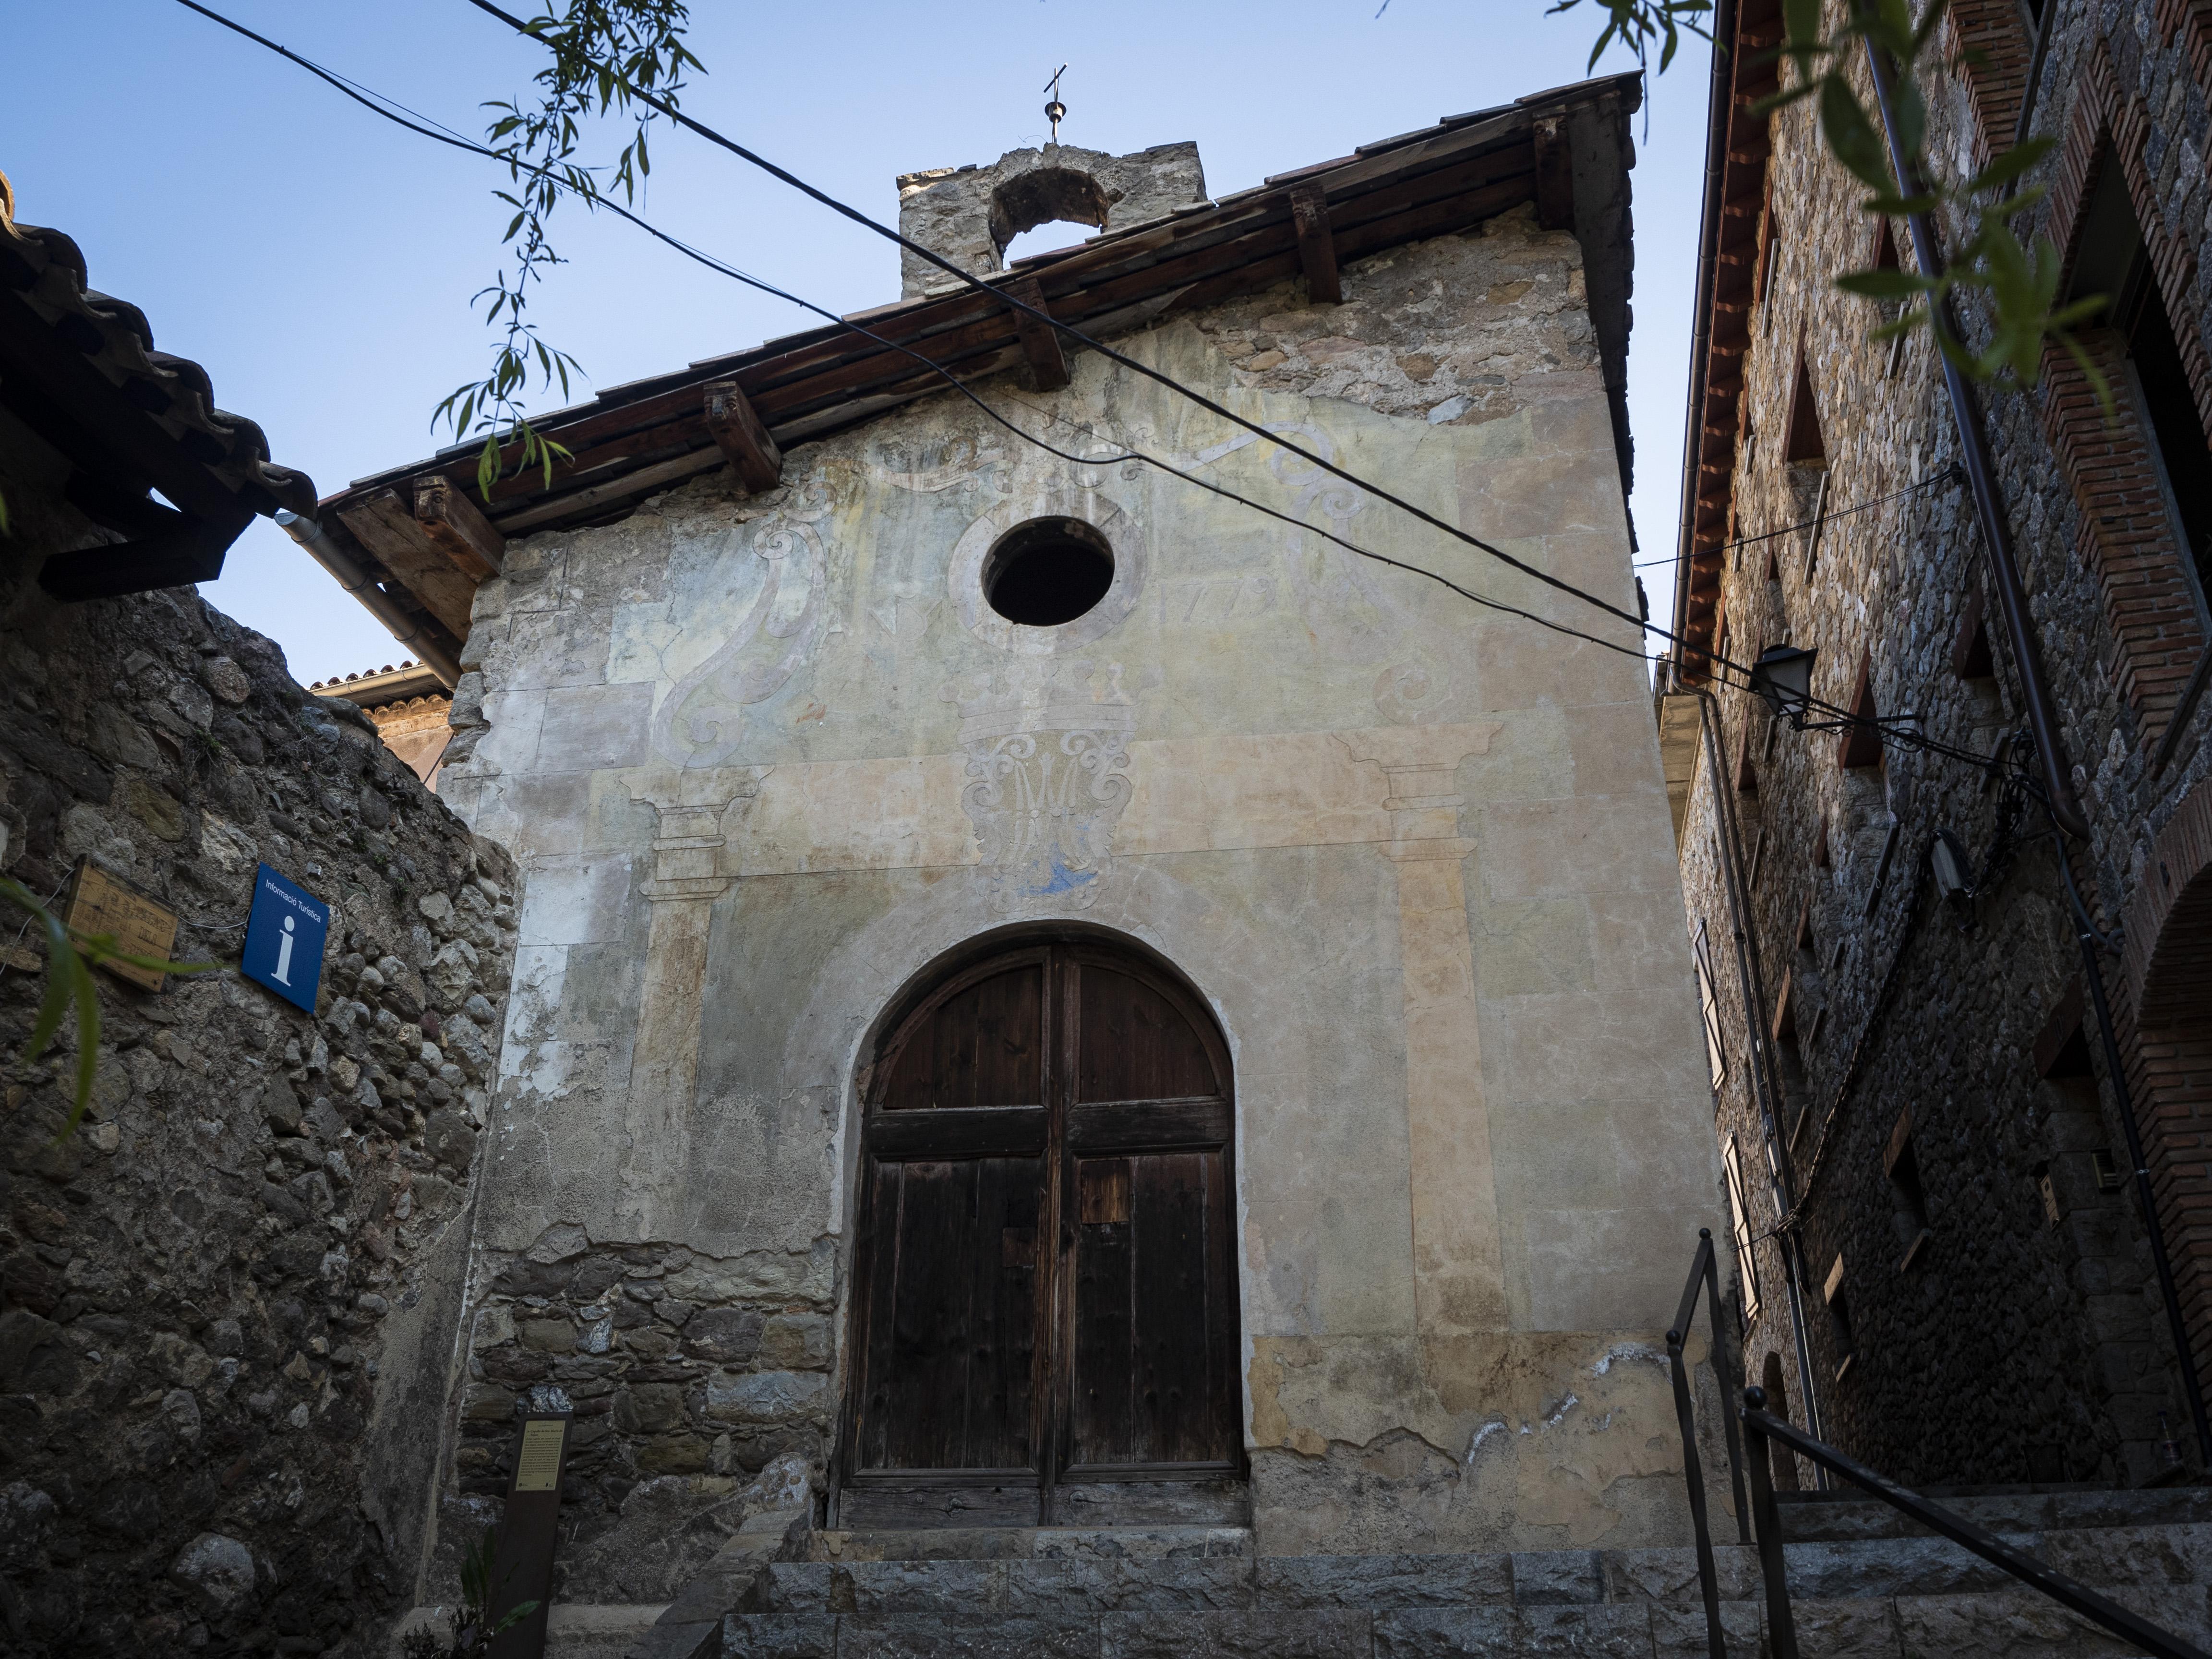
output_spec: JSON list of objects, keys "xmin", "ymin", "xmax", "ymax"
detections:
[{"xmin": 242, "ymin": 863, "xmax": 330, "ymax": 1013}]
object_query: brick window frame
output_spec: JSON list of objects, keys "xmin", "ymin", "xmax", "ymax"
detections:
[
  {"xmin": 1945, "ymin": 0, "xmax": 2034, "ymax": 161},
  {"xmin": 2114, "ymin": 778, "xmax": 2212, "ymax": 1384},
  {"xmin": 1838, "ymin": 646, "xmax": 1884, "ymax": 769},
  {"xmin": 2040, "ymin": 45, "xmax": 2212, "ymax": 733}
]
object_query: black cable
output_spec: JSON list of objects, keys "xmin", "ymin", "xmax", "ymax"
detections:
[
  {"xmin": 1628, "ymin": 466, "xmax": 1964, "ymax": 571},
  {"xmin": 175, "ymin": 0, "xmax": 1697, "ymax": 672},
  {"xmin": 460, "ymin": 0, "xmax": 1711, "ymax": 661}
]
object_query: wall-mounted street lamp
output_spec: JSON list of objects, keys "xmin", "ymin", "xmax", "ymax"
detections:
[
  {"xmin": 1748, "ymin": 644, "xmax": 1974, "ymax": 766},
  {"xmin": 1929, "ymin": 827, "xmax": 1976, "ymax": 905},
  {"xmin": 1749, "ymin": 645, "xmax": 1819, "ymax": 725}
]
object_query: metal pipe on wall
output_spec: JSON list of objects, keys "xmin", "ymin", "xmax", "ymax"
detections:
[
  {"xmin": 276, "ymin": 509, "xmax": 460, "ymax": 688},
  {"xmin": 1858, "ymin": 37, "xmax": 2091, "ymax": 840}
]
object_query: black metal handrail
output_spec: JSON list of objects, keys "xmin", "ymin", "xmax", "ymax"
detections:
[
  {"xmin": 1740, "ymin": 1388, "xmax": 2212, "ymax": 1659},
  {"xmin": 1666, "ymin": 1228, "xmax": 1751, "ymax": 1659}
]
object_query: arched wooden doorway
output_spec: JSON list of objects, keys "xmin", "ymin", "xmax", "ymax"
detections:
[{"xmin": 838, "ymin": 937, "xmax": 1244, "ymax": 1527}]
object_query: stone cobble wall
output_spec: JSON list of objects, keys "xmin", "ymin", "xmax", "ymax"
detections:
[
  {"xmin": 436, "ymin": 1231, "xmax": 832, "ymax": 1605},
  {"xmin": 1675, "ymin": 0, "xmax": 2212, "ymax": 1489},
  {"xmin": 0, "ymin": 443, "xmax": 518, "ymax": 1656}
]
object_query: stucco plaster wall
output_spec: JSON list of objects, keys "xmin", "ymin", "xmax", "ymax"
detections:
[{"xmin": 437, "ymin": 208, "xmax": 1722, "ymax": 1584}]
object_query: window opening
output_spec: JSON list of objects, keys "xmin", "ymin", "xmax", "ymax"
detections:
[
  {"xmin": 1760, "ymin": 1352, "xmax": 1800, "ymax": 1489},
  {"xmin": 1722, "ymin": 1138, "xmax": 1763, "ymax": 1326},
  {"xmin": 1785, "ymin": 356, "xmax": 1828, "ymax": 467},
  {"xmin": 1755, "ymin": 181, "xmax": 1779, "ymax": 313},
  {"xmin": 1838, "ymin": 648, "xmax": 1883, "ymax": 769},
  {"xmin": 2068, "ymin": 165, "xmax": 2212, "ymax": 618},
  {"xmin": 983, "ymin": 517, "xmax": 1115, "ymax": 626},
  {"xmin": 1823, "ymin": 1254, "xmax": 1857, "ymax": 1380},
  {"xmin": 1003, "ymin": 220, "xmax": 1098, "ymax": 264},
  {"xmin": 1693, "ymin": 920, "xmax": 1729, "ymax": 1089},
  {"xmin": 1884, "ymin": 1109, "xmax": 1932, "ymax": 1271}
]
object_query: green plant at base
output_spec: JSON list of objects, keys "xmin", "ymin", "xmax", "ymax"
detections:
[
  {"xmin": 1, "ymin": 877, "xmax": 214, "ymax": 1141},
  {"xmin": 397, "ymin": 1527, "xmax": 541, "ymax": 1659}
]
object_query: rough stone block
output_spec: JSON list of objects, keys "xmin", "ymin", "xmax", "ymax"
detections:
[
  {"xmin": 2037, "ymin": 1522, "xmax": 2212, "ymax": 1589},
  {"xmin": 627, "ymin": 1617, "xmax": 721, "ymax": 1659},
  {"xmin": 1373, "ymin": 1604, "xmax": 1652, "ymax": 1657},
  {"xmin": 1007, "ymin": 1556, "xmax": 1255, "ymax": 1613},
  {"xmin": 1255, "ymin": 1552, "xmax": 1515, "ymax": 1609},
  {"xmin": 1603, "ymin": 1545, "xmax": 1760, "ymax": 1603},
  {"xmin": 1892, "ymin": 1590, "xmax": 2143, "ymax": 1658},
  {"xmin": 749, "ymin": 1563, "xmax": 837, "ymax": 1618},
  {"xmin": 1779, "ymin": 1597, "xmax": 1903, "ymax": 1659},
  {"xmin": 1648, "ymin": 1599, "xmax": 1763, "ymax": 1658},
  {"xmin": 722, "ymin": 1611, "xmax": 838, "ymax": 1659},
  {"xmin": 1781, "ymin": 1536, "xmax": 2019, "ymax": 1600},
  {"xmin": 838, "ymin": 1617, "xmax": 1101, "ymax": 1659},
  {"xmin": 1512, "ymin": 1551, "xmax": 1605, "ymax": 1605},
  {"xmin": 842, "ymin": 1560, "xmax": 1009, "ymax": 1623},
  {"xmin": 1100, "ymin": 1609, "xmax": 1370, "ymax": 1659}
]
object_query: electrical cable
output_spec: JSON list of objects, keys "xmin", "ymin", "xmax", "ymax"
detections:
[
  {"xmin": 174, "ymin": 0, "xmax": 1705, "ymax": 673},
  {"xmin": 458, "ymin": 0, "xmax": 1730, "ymax": 664},
  {"xmin": 1627, "ymin": 466, "xmax": 1964, "ymax": 570}
]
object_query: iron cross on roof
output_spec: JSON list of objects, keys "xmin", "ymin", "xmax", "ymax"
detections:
[{"xmin": 1043, "ymin": 65, "xmax": 1068, "ymax": 144}]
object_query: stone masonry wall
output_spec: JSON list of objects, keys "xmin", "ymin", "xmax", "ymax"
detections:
[
  {"xmin": 435, "ymin": 1230, "xmax": 832, "ymax": 1606},
  {"xmin": 1674, "ymin": 0, "xmax": 2212, "ymax": 1491},
  {"xmin": 0, "ymin": 422, "xmax": 518, "ymax": 1657}
]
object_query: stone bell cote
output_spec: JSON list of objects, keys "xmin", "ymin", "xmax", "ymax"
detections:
[{"xmin": 893, "ymin": 141, "xmax": 1207, "ymax": 298}]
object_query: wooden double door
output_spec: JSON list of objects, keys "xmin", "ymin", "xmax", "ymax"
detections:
[{"xmin": 839, "ymin": 940, "xmax": 1243, "ymax": 1526}]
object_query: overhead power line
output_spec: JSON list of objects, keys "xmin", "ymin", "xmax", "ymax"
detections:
[
  {"xmin": 459, "ymin": 0, "xmax": 1746, "ymax": 672},
  {"xmin": 1628, "ymin": 467, "xmax": 1965, "ymax": 572},
  {"xmin": 175, "ymin": 0, "xmax": 1716, "ymax": 676}
]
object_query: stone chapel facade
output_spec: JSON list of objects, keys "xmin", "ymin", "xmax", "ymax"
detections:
[{"xmin": 309, "ymin": 72, "xmax": 1725, "ymax": 1606}]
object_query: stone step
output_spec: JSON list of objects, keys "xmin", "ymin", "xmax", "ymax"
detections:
[
  {"xmin": 706, "ymin": 1583, "xmax": 2212, "ymax": 1659},
  {"xmin": 809, "ymin": 1526, "xmax": 1254, "ymax": 1563},
  {"xmin": 624, "ymin": 1507, "xmax": 2212, "ymax": 1658},
  {"xmin": 1775, "ymin": 1483, "xmax": 2212, "ymax": 1542}
]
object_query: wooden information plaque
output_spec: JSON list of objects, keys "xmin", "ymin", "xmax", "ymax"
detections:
[
  {"xmin": 63, "ymin": 862, "xmax": 179, "ymax": 992},
  {"xmin": 487, "ymin": 1411, "xmax": 570, "ymax": 1659}
]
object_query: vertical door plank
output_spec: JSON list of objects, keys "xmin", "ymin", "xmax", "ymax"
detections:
[
  {"xmin": 1070, "ymin": 1156, "xmax": 1136, "ymax": 1465},
  {"xmin": 852, "ymin": 1162, "xmax": 907, "ymax": 1469},
  {"xmin": 1130, "ymin": 1151, "xmax": 1219, "ymax": 1462},
  {"xmin": 885, "ymin": 1159, "xmax": 972, "ymax": 1469}
]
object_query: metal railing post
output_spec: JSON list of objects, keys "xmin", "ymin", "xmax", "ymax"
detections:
[
  {"xmin": 1667, "ymin": 1253, "xmax": 1727, "ymax": 1659},
  {"xmin": 1741, "ymin": 1386, "xmax": 1800, "ymax": 1659},
  {"xmin": 1700, "ymin": 1232, "xmax": 1753, "ymax": 1543}
]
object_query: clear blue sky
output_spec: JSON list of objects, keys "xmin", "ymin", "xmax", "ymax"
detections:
[{"xmin": 4, "ymin": 0, "xmax": 1710, "ymax": 685}]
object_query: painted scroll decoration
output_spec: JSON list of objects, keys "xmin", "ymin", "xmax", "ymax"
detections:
[
  {"xmin": 652, "ymin": 494, "xmax": 830, "ymax": 769},
  {"xmin": 945, "ymin": 660, "xmax": 1136, "ymax": 910}
]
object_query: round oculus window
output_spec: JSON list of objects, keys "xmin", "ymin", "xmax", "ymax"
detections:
[{"xmin": 981, "ymin": 517, "xmax": 1115, "ymax": 627}]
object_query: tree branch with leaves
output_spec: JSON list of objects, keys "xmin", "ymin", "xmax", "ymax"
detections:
[{"xmin": 436, "ymin": 0, "xmax": 703, "ymax": 502}]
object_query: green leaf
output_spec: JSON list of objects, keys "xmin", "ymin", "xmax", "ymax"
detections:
[
  {"xmin": 1821, "ymin": 76, "xmax": 1897, "ymax": 194},
  {"xmin": 1966, "ymin": 134, "xmax": 2055, "ymax": 194},
  {"xmin": 1836, "ymin": 268, "xmax": 1932, "ymax": 297}
]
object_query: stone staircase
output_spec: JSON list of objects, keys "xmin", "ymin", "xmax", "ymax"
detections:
[{"xmin": 595, "ymin": 1487, "xmax": 2212, "ymax": 1658}]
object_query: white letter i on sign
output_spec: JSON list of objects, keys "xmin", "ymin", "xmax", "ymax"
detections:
[{"xmin": 275, "ymin": 914, "xmax": 296, "ymax": 986}]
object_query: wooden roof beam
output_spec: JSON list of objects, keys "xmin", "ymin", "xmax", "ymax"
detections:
[
  {"xmin": 1532, "ymin": 116, "xmax": 1576, "ymax": 232},
  {"xmin": 1006, "ymin": 277, "xmax": 1072, "ymax": 390},
  {"xmin": 414, "ymin": 476, "xmax": 505, "ymax": 579},
  {"xmin": 703, "ymin": 379, "xmax": 784, "ymax": 493},
  {"xmin": 1288, "ymin": 183, "xmax": 1344, "ymax": 304}
]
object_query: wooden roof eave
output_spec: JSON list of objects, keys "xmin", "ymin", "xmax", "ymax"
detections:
[{"xmin": 318, "ymin": 75, "xmax": 1643, "ymax": 644}]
